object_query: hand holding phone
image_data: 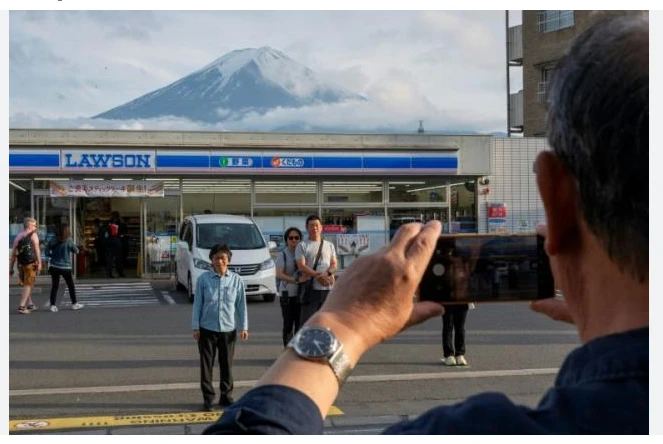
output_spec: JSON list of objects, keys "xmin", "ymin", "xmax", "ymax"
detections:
[{"xmin": 418, "ymin": 234, "xmax": 555, "ymax": 304}]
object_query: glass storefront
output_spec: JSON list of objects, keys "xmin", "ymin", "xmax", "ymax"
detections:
[{"xmin": 9, "ymin": 176, "xmax": 478, "ymax": 275}]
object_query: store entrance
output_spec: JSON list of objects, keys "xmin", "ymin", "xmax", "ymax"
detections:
[{"xmin": 77, "ymin": 197, "xmax": 141, "ymax": 279}]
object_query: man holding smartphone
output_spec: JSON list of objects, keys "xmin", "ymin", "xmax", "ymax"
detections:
[{"xmin": 204, "ymin": 14, "xmax": 648, "ymax": 434}]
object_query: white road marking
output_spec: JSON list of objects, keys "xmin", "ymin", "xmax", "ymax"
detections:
[
  {"xmin": 161, "ymin": 290, "xmax": 175, "ymax": 305},
  {"xmin": 9, "ymin": 368, "xmax": 559, "ymax": 397}
]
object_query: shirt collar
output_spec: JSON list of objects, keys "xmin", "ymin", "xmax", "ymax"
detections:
[
  {"xmin": 213, "ymin": 269, "xmax": 230, "ymax": 278},
  {"xmin": 555, "ymin": 326, "xmax": 648, "ymax": 387}
]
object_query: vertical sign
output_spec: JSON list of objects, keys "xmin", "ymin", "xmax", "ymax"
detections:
[{"xmin": 487, "ymin": 202, "xmax": 508, "ymax": 234}]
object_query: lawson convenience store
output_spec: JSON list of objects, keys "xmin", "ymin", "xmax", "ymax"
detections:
[{"xmin": 9, "ymin": 129, "xmax": 492, "ymax": 279}]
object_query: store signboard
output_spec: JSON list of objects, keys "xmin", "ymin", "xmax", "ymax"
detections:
[
  {"xmin": 60, "ymin": 150, "xmax": 156, "ymax": 172},
  {"xmin": 487, "ymin": 202, "xmax": 508, "ymax": 234},
  {"xmin": 336, "ymin": 234, "xmax": 370, "ymax": 256},
  {"xmin": 50, "ymin": 181, "xmax": 164, "ymax": 197},
  {"xmin": 10, "ymin": 148, "xmax": 460, "ymax": 175}
]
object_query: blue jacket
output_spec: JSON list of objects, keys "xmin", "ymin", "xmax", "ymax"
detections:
[
  {"xmin": 47, "ymin": 238, "xmax": 79, "ymax": 270},
  {"xmin": 192, "ymin": 269, "xmax": 248, "ymax": 333},
  {"xmin": 203, "ymin": 327, "xmax": 648, "ymax": 434}
]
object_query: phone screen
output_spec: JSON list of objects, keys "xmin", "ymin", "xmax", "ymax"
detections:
[{"xmin": 418, "ymin": 234, "xmax": 555, "ymax": 304}]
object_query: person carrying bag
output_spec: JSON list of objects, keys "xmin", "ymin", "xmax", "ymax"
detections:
[
  {"xmin": 296, "ymin": 215, "xmax": 338, "ymax": 325},
  {"xmin": 275, "ymin": 227, "xmax": 305, "ymax": 347}
]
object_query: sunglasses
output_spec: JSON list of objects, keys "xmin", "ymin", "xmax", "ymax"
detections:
[{"xmin": 288, "ymin": 236, "xmax": 300, "ymax": 240}]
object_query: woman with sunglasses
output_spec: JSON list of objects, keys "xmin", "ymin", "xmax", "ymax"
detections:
[{"xmin": 274, "ymin": 227, "xmax": 307, "ymax": 347}]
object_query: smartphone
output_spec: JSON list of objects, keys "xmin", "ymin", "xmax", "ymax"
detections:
[{"xmin": 418, "ymin": 233, "xmax": 555, "ymax": 304}]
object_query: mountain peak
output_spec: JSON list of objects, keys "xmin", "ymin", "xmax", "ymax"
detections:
[
  {"xmin": 93, "ymin": 46, "xmax": 365, "ymax": 124},
  {"xmin": 200, "ymin": 46, "xmax": 287, "ymax": 76}
]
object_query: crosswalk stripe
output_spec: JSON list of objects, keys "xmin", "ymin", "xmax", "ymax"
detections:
[{"xmin": 53, "ymin": 282, "xmax": 160, "ymax": 309}]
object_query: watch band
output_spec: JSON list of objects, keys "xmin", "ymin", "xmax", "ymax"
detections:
[{"xmin": 328, "ymin": 346, "xmax": 352, "ymax": 384}]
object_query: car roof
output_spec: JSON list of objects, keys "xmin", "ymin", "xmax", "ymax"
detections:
[{"xmin": 187, "ymin": 214, "xmax": 254, "ymax": 224}]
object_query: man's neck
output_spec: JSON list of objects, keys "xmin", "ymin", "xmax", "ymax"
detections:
[
  {"xmin": 566, "ymin": 245, "xmax": 649, "ymax": 343},
  {"xmin": 309, "ymin": 235, "xmax": 321, "ymax": 242}
]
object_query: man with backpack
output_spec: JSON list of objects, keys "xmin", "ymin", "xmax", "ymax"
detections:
[{"xmin": 9, "ymin": 217, "xmax": 42, "ymax": 314}]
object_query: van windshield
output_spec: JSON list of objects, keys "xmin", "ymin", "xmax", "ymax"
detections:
[{"xmin": 196, "ymin": 223, "xmax": 266, "ymax": 250}]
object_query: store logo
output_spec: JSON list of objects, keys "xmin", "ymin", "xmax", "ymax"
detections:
[
  {"xmin": 219, "ymin": 157, "xmax": 253, "ymax": 167},
  {"xmin": 63, "ymin": 153, "xmax": 151, "ymax": 169},
  {"xmin": 270, "ymin": 157, "xmax": 305, "ymax": 168}
]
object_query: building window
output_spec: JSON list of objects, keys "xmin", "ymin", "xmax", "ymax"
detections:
[
  {"xmin": 323, "ymin": 181, "xmax": 382, "ymax": 204},
  {"xmin": 537, "ymin": 10, "xmax": 574, "ymax": 33},
  {"xmin": 388, "ymin": 180, "xmax": 448, "ymax": 203},
  {"xmin": 537, "ymin": 66, "xmax": 555, "ymax": 103}
]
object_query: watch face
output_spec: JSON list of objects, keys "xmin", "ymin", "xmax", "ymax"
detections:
[{"xmin": 296, "ymin": 327, "xmax": 335, "ymax": 358}]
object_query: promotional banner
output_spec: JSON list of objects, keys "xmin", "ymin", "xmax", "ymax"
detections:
[
  {"xmin": 487, "ymin": 202, "xmax": 508, "ymax": 234},
  {"xmin": 50, "ymin": 181, "xmax": 164, "ymax": 197},
  {"xmin": 336, "ymin": 234, "xmax": 370, "ymax": 256}
]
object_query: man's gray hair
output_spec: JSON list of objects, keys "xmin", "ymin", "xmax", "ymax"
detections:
[
  {"xmin": 23, "ymin": 217, "xmax": 36, "ymax": 229},
  {"xmin": 546, "ymin": 14, "xmax": 648, "ymax": 282}
]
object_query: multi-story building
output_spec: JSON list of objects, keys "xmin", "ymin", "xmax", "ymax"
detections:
[{"xmin": 509, "ymin": 10, "xmax": 646, "ymax": 136}]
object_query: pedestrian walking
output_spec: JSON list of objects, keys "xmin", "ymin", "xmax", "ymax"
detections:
[
  {"xmin": 45, "ymin": 224, "xmax": 84, "ymax": 312},
  {"xmin": 9, "ymin": 217, "xmax": 41, "ymax": 314}
]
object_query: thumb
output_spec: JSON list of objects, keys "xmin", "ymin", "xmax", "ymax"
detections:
[
  {"xmin": 530, "ymin": 298, "xmax": 574, "ymax": 324},
  {"xmin": 403, "ymin": 301, "xmax": 445, "ymax": 331}
]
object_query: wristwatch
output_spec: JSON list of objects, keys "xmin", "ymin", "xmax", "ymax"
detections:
[{"xmin": 287, "ymin": 326, "xmax": 353, "ymax": 386}]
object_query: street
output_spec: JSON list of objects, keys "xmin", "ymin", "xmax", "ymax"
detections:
[{"xmin": 8, "ymin": 278, "xmax": 580, "ymax": 433}]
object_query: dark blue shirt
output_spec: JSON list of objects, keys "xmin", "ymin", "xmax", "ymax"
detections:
[{"xmin": 203, "ymin": 327, "xmax": 648, "ymax": 434}]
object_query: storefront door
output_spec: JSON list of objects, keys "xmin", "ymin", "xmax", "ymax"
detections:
[
  {"xmin": 142, "ymin": 196, "xmax": 179, "ymax": 279},
  {"xmin": 32, "ymin": 194, "xmax": 75, "ymax": 276}
]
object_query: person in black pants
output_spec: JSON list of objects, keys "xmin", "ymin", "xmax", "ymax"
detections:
[
  {"xmin": 441, "ymin": 304, "xmax": 469, "ymax": 366},
  {"xmin": 104, "ymin": 211, "xmax": 127, "ymax": 278},
  {"xmin": 192, "ymin": 244, "xmax": 249, "ymax": 411},
  {"xmin": 296, "ymin": 215, "xmax": 338, "ymax": 325},
  {"xmin": 46, "ymin": 224, "xmax": 84, "ymax": 312},
  {"xmin": 275, "ymin": 227, "xmax": 306, "ymax": 347}
]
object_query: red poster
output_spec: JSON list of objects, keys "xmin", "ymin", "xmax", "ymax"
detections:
[
  {"xmin": 323, "ymin": 224, "xmax": 346, "ymax": 233},
  {"xmin": 488, "ymin": 204, "xmax": 507, "ymax": 218}
]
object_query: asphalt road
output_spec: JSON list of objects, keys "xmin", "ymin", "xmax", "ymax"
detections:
[{"xmin": 9, "ymin": 278, "xmax": 580, "ymax": 432}]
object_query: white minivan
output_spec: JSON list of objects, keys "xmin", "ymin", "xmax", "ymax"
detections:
[{"xmin": 175, "ymin": 214, "xmax": 278, "ymax": 303}]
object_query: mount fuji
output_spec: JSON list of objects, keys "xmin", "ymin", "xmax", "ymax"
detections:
[{"xmin": 93, "ymin": 46, "xmax": 366, "ymax": 124}]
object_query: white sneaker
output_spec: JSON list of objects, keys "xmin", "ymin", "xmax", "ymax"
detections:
[
  {"xmin": 71, "ymin": 303, "xmax": 85, "ymax": 310},
  {"xmin": 442, "ymin": 356, "xmax": 457, "ymax": 366},
  {"xmin": 50, "ymin": 305, "xmax": 59, "ymax": 313},
  {"xmin": 456, "ymin": 355, "xmax": 468, "ymax": 366}
]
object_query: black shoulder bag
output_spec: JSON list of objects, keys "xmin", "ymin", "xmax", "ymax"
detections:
[{"xmin": 299, "ymin": 240, "xmax": 324, "ymax": 305}]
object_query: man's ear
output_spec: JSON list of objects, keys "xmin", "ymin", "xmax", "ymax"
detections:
[{"xmin": 534, "ymin": 152, "xmax": 581, "ymax": 256}]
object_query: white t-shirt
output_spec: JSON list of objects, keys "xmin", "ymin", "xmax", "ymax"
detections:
[{"xmin": 295, "ymin": 239, "xmax": 337, "ymax": 290}]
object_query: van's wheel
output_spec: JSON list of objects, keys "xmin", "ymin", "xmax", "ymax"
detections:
[
  {"xmin": 262, "ymin": 293, "xmax": 276, "ymax": 303},
  {"xmin": 187, "ymin": 274, "xmax": 194, "ymax": 303}
]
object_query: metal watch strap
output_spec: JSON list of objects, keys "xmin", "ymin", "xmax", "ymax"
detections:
[{"xmin": 328, "ymin": 345, "xmax": 352, "ymax": 385}]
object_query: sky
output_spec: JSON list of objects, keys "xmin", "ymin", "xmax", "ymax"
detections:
[{"xmin": 8, "ymin": 8, "xmax": 524, "ymax": 134}]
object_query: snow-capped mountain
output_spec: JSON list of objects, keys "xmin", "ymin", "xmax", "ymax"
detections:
[{"xmin": 93, "ymin": 46, "xmax": 365, "ymax": 123}]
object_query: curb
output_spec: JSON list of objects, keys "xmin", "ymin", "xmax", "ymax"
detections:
[{"xmin": 11, "ymin": 415, "xmax": 406, "ymax": 435}]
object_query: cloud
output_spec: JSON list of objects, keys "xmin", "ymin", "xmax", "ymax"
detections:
[
  {"xmin": 9, "ymin": 10, "xmax": 513, "ymax": 134},
  {"xmin": 9, "ymin": 90, "xmax": 505, "ymax": 134}
]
